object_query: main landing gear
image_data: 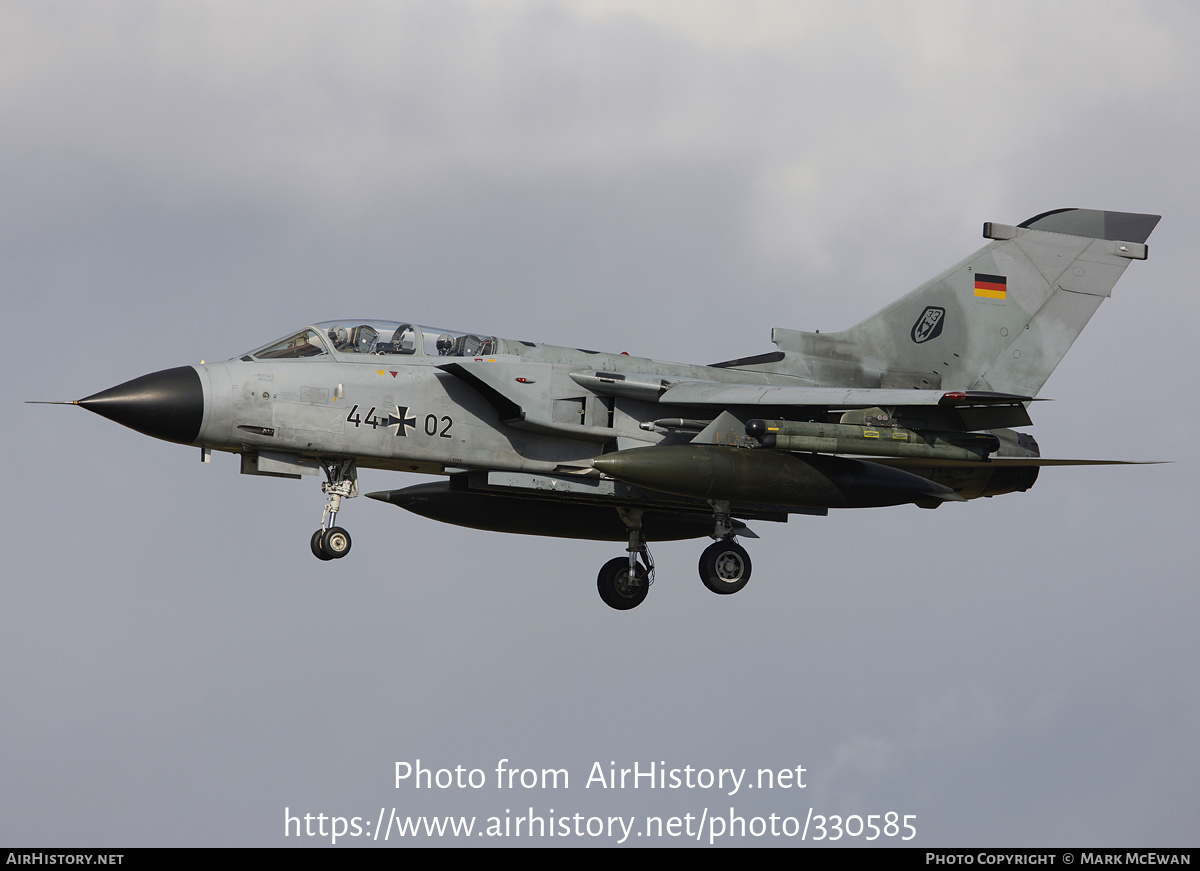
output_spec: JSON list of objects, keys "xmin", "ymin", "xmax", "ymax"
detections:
[
  {"xmin": 698, "ymin": 539, "xmax": 752, "ymax": 595},
  {"xmin": 596, "ymin": 557, "xmax": 651, "ymax": 610},
  {"xmin": 597, "ymin": 508, "xmax": 655, "ymax": 610},
  {"xmin": 595, "ymin": 502, "xmax": 753, "ymax": 610},
  {"xmin": 310, "ymin": 458, "xmax": 358, "ymax": 561},
  {"xmin": 698, "ymin": 500, "xmax": 752, "ymax": 595}
]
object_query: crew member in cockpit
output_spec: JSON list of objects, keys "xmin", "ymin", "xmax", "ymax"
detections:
[{"xmin": 328, "ymin": 325, "xmax": 350, "ymax": 350}]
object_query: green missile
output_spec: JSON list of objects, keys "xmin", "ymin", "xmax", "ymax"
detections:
[
  {"xmin": 745, "ymin": 419, "xmax": 1000, "ymax": 462},
  {"xmin": 591, "ymin": 444, "xmax": 963, "ymax": 509}
]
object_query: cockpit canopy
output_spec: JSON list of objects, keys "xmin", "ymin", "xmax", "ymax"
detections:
[{"xmin": 244, "ymin": 320, "xmax": 500, "ymax": 361}]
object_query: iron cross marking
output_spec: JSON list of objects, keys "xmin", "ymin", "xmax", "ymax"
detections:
[{"xmin": 388, "ymin": 405, "xmax": 417, "ymax": 437}]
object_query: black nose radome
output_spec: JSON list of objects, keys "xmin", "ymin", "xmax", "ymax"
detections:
[{"xmin": 78, "ymin": 366, "xmax": 204, "ymax": 445}]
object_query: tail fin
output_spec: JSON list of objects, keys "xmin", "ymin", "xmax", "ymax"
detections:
[{"xmin": 769, "ymin": 209, "xmax": 1159, "ymax": 396}]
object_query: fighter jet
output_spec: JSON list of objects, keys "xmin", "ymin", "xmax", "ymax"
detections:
[{"xmin": 49, "ymin": 208, "xmax": 1159, "ymax": 610}]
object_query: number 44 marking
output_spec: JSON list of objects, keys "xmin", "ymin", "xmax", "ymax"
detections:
[{"xmin": 345, "ymin": 404, "xmax": 384, "ymax": 429}]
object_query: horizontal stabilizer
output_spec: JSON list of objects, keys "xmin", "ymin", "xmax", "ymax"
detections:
[{"xmin": 873, "ymin": 456, "xmax": 1164, "ymax": 469}]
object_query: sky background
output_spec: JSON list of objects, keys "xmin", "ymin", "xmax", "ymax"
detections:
[{"xmin": 2, "ymin": 0, "xmax": 1197, "ymax": 847}]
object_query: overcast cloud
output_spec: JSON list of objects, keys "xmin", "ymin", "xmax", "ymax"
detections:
[{"xmin": 2, "ymin": 0, "xmax": 1197, "ymax": 847}]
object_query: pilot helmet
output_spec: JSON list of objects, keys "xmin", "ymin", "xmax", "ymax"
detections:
[
  {"xmin": 328, "ymin": 325, "xmax": 349, "ymax": 347},
  {"xmin": 436, "ymin": 334, "xmax": 454, "ymax": 355}
]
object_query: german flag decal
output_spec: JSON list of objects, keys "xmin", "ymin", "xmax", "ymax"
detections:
[{"xmin": 974, "ymin": 273, "xmax": 1007, "ymax": 300}]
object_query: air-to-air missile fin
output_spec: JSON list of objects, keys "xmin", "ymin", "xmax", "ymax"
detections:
[{"xmin": 689, "ymin": 410, "xmax": 757, "ymax": 447}]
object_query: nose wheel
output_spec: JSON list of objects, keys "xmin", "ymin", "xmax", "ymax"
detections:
[
  {"xmin": 311, "ymin": 458, "xmax": 358, "ymax": 561},
  {"xmin": 311, "ymin": 526, "xmax": 353, "ymax": 560}
]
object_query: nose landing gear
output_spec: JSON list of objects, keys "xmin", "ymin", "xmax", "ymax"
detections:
[
  {"xmin": 311, "ymin": 526, "xmax": 353, "ymax": 561},
  {"xmin": 311, "ymin": 458, "xmax": 358, "ymax": 561}
]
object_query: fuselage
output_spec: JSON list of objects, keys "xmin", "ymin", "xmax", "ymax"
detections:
[
  {"xmin": 180, "ymin": 319, "xmax": 806, "ymax": 474},
  {"xmin": 79, "ymin": 317, "xmax": 1037, "ymax": 506}
]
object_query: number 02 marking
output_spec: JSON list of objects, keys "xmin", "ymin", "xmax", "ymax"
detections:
[{"xmin": 425, "ymin": 414, "xmax": 453, "ymax": 438}]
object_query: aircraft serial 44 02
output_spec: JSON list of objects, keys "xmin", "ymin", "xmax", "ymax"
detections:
[{"xmin": 48, "ymin": 208, "xmax": 1158, "ymax": 610}]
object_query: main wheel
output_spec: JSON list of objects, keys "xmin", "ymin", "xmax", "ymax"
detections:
[
  {"xmin": 321, "ymin": 526, "xmax": 352, "ymax": 559},
  {"xmin": 311, "ymin": 529, "xmax": 333, "ymax": 561},
  {"xmin": 597, "ymin": 557, "xmax": 649, "ymax": 610},
  {"xmin": 698, "ymin": 540, "xmax": 751, "ymax": 595}
]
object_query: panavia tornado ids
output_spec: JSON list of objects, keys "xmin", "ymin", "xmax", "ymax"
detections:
[{"xmin": 47, "ymin": 208, "xmax": 1158, "ymax": 610}]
